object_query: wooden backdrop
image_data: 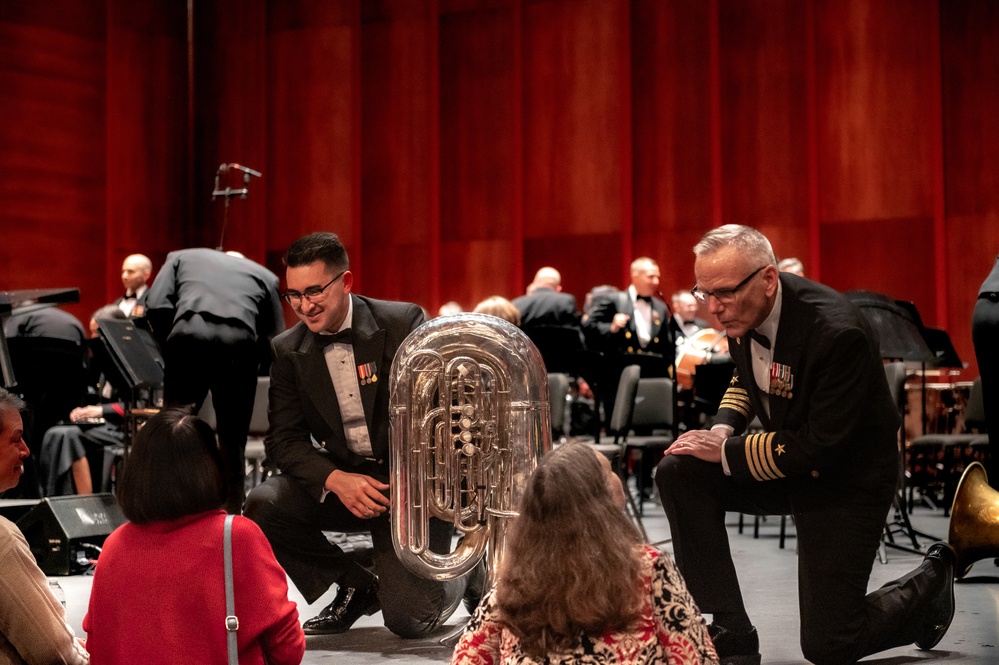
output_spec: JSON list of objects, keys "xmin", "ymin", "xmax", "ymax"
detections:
[{"xmin": 1, "ymin": 0, "xmax": 997, "ymax": 379}]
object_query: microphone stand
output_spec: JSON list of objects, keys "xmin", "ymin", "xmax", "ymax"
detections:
[{"xmin": 211, "ymin": 163, "xmax": 260, "ymax": 251}]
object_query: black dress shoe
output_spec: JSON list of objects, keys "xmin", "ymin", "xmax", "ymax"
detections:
[
  {"xmin": 303, "ymin": 581, "xmax": 380, "ymax": 635},
  {"xmin": 914, "ymin": 542, "xmax": 957, "ymax": 650},
  {"xmin": 708, "ymin": 624, "xmax": 761, "ymax": 665}
]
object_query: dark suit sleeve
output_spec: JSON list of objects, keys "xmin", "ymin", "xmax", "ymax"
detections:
[
  {"xmin": 142, "ymin": 253, "xmax": 179, "ymax": 343},
  {"xmin": 265, "ymin": 340, "xmax": 339, "ymax": 500},
  {"xmin": 583, "ymin": 293, "xmax": 623, "ymax": 353},
  {"xmin": 722, "ymin": 325, "xmax": 884, "ymax": 483}
]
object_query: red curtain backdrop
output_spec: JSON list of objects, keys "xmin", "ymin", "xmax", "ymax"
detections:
[{"xmin": 1, "ymin": 0, "xmax": 997, "ymax": 377}]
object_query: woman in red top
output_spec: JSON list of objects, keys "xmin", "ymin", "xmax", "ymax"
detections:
[
  {"xmin": 84, "ymin": 408, "xmax": 304, "ymax": 664},
  {"xmin": 451, "ymin": 443, "xmax": 717, "ymax": 665}
]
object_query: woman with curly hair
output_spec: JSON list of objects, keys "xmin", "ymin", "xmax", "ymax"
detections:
[{"xmin": 451, "ymin": 442, "xmax": 717, "ymax": 664}]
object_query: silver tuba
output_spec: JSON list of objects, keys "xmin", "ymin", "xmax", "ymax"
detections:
[{"xmin": 389, "ymin": 313, "xmax": 552, "ymax": 581}]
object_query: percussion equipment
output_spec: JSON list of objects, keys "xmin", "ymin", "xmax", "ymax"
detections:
[{"xmin": 675, "ymin": 328, "xmax": 730, "ymax": 390}]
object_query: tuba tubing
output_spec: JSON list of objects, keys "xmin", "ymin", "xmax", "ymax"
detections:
[
  {"xmin": 389, "ymin": 313, "xmax": 552, "ymax": 581},
  {"xmin": 947, "ymin": 461, "xmax": 999, "ymax": 579}
]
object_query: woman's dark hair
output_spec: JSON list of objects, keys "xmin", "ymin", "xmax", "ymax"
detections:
[
  {"xmin": 116, "ymin": 408, "xmax": 226, "ymax": 524},
  {"xmin": 496, "ymin": 443, "xmax": 643, "ymax": 658}
]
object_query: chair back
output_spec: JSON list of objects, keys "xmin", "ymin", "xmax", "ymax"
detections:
[
  {"xmin": 248, "ymin": 376, "xmax": 270, "ymax": 436},
  {"xmin": 607, "ymin": 365, "xmax": 640, "ymax": 441},
  {"xmin": 547, "ymin": 372, "xmax": 570, "ymax": 440},
  {"xmin": 883, "ymin": 361, "xmax": 908, "ymax": 415},
  {"xmin": 632, "ymin": 377, "xmax": 674, "ymax": 432}
]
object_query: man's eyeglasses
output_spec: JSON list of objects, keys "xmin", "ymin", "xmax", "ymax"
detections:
[
  {"xmin": 283, "ymin": 270, "xmax": 346, "ymax": 306},
  {"xmin": 691, "ymin": 265, "xmax": 767, "ymax": 305}
]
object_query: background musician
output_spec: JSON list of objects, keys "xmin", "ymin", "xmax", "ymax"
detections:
[
  {"xmin": 583, "ymin": 257, "xmax": 672, "ymax": 429},
  {"xmin": 669, "ymin": 290, "xmax": 709, "ymax": 342}
]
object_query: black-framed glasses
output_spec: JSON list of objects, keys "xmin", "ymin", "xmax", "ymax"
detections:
[
  {"xmin": 691, "ymin": 265, "xmax": 767, "ymax": 305},
  {"xmin": 283, "ymin": 270, "xmax": 346, "ymax": 306}
]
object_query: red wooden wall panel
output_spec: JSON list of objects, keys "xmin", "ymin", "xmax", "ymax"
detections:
[
  {"xmin": 813, "ymin": 0, "xmax": 943, "ymax": 364},
  {"xmin": 192, "ymin": 0, "xmax": 268, "ymax": 259},
  {"xmin": 719, "ymin": 0, "xmax": 809, "ymax": 250},
  {"xmin": 360, "ymin": 0, "xmax": 437, "ymax": 304},
  {"xmin": 106, "ymin": 0, "xmax": 189, "ymax": 297},
  {"xmin": 630, "ymin": 0, "xmax": 714, "ymax": 299},
  {"xmin": 941, "ymin": 1, "xmax": 999, "ymax": 377},
  {"xmin": 0, "ymin": 1, "xmax": 107, "ymax": 325},
  {"xmin": 266, "ymin": 1, "xmax": 358, "ymax": 285},
  {"xmin": 523, "ymin": 0, "xmax": 629, "ymax": 237},
  {"xmin": 439, "ymin": 2, "xmax": 517, "ymax": 306},
  {"xmin": 1, "ymin": 0, "xmax": 998, "ymax": 377}
]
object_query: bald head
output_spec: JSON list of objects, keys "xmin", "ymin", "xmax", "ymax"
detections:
[
  {"xmin": 529, "ymin": 267, "xmax": 562, "ymax": 293},
  {"xmin": 121, "ymin": 254, "xmax": 153, "ymax": 293}
]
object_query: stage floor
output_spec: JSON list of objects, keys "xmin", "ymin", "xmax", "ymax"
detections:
[{"xmin": 58, "ymin": 499, "xmax": 998, "ymax": 664}]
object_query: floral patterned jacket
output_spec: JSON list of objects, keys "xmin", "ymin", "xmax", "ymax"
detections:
[{"xmin": 451, "ymin": 544, "xmax": 718, "ymax": 665}]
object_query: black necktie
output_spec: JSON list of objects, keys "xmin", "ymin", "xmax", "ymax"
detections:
[
  {"xmin": 636, "ymin": 295, "xmax": 652, "ymax": 304},
  {"xmin": 314, "ymin": 328, "xmax": 353, "ymax": 347},
  {"xmin": 747, "ymin": 329, "xmax": 771, "ymax": 350}
]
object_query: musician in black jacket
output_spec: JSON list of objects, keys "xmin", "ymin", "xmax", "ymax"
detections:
[
  {"xmin": 656, "ymin": 225, "xmax": 957, "ymax": 664},
  {"xmin": 512, "ymin": 267, "xmax": 581, "ymax": 330},
  {"xmin": 144, "ymin": 248, "xmax": 283, "ymax": 513}
]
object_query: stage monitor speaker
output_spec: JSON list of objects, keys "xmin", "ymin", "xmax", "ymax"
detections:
[{"xmin": 17, "ymin": 493, "xmax": 126, "ymax": 575}]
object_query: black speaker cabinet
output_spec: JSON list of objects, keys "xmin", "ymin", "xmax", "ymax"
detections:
[{"xmin": 16, "ymin": 493, "xmax": 126, "ymax": 575}]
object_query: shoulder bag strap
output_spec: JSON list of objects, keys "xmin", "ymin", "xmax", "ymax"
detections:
[{"xmin": 224, "ymin": 514, "xmax": 238, "ymax": 665}]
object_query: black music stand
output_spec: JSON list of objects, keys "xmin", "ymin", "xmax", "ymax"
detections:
[
  {"xmin": 92, "ymin": 319, "xmax": 164, "ymax": 455},
  {"xmin": 846, "ymin": 291, "xmax": 939, "ymax": 554}
]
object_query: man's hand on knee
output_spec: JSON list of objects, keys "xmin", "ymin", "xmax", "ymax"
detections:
[{"xmin": 326, "ymin": 470, "xmax": 390, "ymax": 519}]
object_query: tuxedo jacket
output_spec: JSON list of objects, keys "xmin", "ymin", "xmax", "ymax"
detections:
[
  {"xmin": 512, "ymin": 288, "xmax": 581, "ymax": 329},
  {"xmin": 715, "ymin": 274, "xmax": 900, "ymax": 500},
  {"xmin": 114, "ymin": 284, "xmax": 148, "ymax": 317},
  {"xmin": 144, "ymin": 248, "xmax": 284, "ymax": 367},
  {"xmin": 266, "ymin": 295, "xmax": 424, "ymax": 501},
  {"xmin": 584, "ymin": 290, "xmax": 671, "ymax": 357}
]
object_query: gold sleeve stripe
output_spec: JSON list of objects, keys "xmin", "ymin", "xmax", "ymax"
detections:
[
  {"xmin": 761, "ymin": 432, "xmax": 784, "ymax": 479},
  {"xmin": 718, "ymin": 388, "xmax": 751, "ymax": 417},
  {"xmin": 745, "ymin": 432, "xmax": 784, "ymax": 481}
]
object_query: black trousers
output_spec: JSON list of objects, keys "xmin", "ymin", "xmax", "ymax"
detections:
[
  {"xmin": 656, "ymin": 455, "xmax": 946, "ymax": 664},
  {"xmin": 973, "ymin": 292, "xmax": 999, "ymax": 487},
  {"xmin": 162, "ymin": 335, "xmax": 258, "ymax": 513},
  {"xmin": 243, "ymin": 470, "xmax": 465, "ymax": 639}
]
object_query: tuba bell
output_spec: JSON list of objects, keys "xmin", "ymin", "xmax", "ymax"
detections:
[
  {"xmin": 948, "ymin": 461, "xmax": 999, "ymax": 579},
  {"xmin": 389, "ymin": 312, "xmax": 552, "ymax": 581}
]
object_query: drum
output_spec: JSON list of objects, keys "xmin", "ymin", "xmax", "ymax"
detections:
[
  {"xmin": 675, "ymin": 328, "xmax": 730, "ymax": 390},
  {"xmin": 904, "ymin": 380, "xmax": 973, "ymax": 441}
]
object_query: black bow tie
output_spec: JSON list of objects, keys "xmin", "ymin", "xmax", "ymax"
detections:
[
  {"xmin": 122, "ymin": 293, "xmax": 136, "ymax": 301},
  {"xmin": 313, "ymin": 328, "xmax": 354, "ymax": 347},
  {"xmin": 747, "ymin": 329, "xmax": 771, "ymax": 350},
  {"xmin": 636, "ymin": 295, "xmax": 653, "ymax": 304}
]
